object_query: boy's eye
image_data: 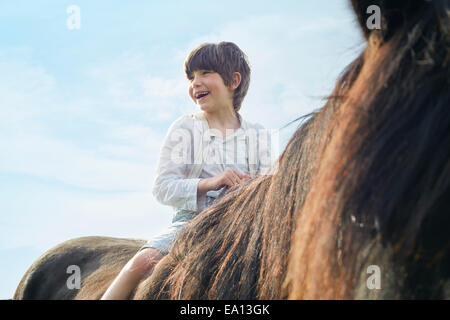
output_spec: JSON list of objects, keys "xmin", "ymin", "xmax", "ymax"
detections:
[{"xmin": 188, "ymin": 70, "xmax": 213, "ymax": 81}]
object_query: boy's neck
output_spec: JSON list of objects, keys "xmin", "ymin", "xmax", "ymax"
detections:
[{"xmin": 203, "ymin": 107, "xmax": 241, "ymax": 137}]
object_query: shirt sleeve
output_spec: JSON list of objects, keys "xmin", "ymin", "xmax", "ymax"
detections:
[{"xmin": 152, "ymin": 116, "xmax": 201, "ymax": 211}]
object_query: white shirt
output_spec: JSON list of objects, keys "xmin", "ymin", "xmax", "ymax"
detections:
[{"xmin": 152, "ymin": 112, "xmax": 272, "ymax": 212}]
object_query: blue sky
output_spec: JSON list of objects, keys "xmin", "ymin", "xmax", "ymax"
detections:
[{"xmin": 0, "ymin": 0, "xmax": 364, "ymax": 299}]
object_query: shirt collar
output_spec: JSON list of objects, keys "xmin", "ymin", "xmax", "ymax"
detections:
[{"xmin": 194, "ymin": 112, "xmax": 248, "ymax": 140}]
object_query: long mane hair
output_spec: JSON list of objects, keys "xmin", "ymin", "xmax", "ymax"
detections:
[{"xmin": 135, "ymin": 0, "xmax": 450, "ymax": 299}]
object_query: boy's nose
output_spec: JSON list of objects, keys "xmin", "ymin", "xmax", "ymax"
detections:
[{"xmin": 191, "ymin": 75, "xmax": 201, "ymax": 87}]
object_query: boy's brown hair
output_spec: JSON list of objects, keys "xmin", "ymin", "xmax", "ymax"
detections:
[{"xmin": 184, "ymin": 41, "xmax": 251, "ymax": 112}]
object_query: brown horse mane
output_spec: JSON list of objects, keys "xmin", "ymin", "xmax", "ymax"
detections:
[{"xmin": 286, "ymin": 0, "xmax": 450, "ymax": 299}]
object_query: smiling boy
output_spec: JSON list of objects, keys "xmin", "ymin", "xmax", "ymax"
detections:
[{"xmin": 101, "ymin": 41, "xmax": 270, "ymax": 299}]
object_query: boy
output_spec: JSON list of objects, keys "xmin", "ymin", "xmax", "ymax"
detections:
[{"xmin": 101, "ymin": 41, "xmax": 270, "ymax": 299}]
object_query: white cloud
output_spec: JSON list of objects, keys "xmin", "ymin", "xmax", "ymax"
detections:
[
  {"xmin": 84, "ymin": 49, "xmax": 192, "ymax": 121},
  {"xmin": 0, "ymin": 56, "xmax": 56, "ymax": 135},
  {"xmin": 0, "ymin": 185, "xmax": 173, "ymax": 251},
  {"xmin": 99, "ymin": 123, "xmax": 166, "ymax": 162},
  {"xmin": 0, "ymin": 49, "xmax": 169, "ymax": 192},
  {"xmin": 143, "ymin": 76, "xmax": 186, "ymax": 98},
  {"xmin": 0, "ymin": 134, "xmax": 155, "ymax": 190}
]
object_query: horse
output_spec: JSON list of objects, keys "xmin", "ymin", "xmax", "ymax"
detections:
[{"xmin": 14, "ymin": 0, "xmax": 450, "ymax": 300}]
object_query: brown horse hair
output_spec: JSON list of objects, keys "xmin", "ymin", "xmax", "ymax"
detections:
[
  {"xmin": 134, "ymin": 0, "xmax": 450, "ymax": 300},
  {"xmin": 286, "ymin": 0, "xmax": 450, "ymax": 299}
]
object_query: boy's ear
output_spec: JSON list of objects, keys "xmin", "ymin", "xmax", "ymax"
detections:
[{"xmin": 230, "ymin": 72, "xmax": 241, "ymax": 90}]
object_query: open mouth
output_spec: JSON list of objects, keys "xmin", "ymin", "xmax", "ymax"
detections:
[{"xmin": 195, "ymin": 91, "xmax": 210, "ymax": 101}]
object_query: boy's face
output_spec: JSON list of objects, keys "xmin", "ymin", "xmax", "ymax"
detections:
[{"xmin": 188, "ymin": 69, "xmax": 235, "ymax": 113}]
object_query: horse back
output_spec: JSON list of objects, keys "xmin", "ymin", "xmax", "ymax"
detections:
[{"xmin": 13, "ymin": 236, "xmax": 145, "ymax": 300}]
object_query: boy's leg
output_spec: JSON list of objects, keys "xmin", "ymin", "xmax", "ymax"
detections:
[{"xmin": 100, "ymin": 247, "xmax": 164, "ymax": 300}]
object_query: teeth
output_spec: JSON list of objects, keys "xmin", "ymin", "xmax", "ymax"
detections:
[{"xmin": 196, "ymin": 91, "xmax": 209, "ymax": 99}]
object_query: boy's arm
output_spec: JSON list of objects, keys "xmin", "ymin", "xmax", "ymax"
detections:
[
  {"xmin": 197, "ymin": 169, "xmax": 248, "ymax": 196},
  {"xmin": 153, "ymin": 173, "xmax": 200, "ymax": 211},
  {"xmin": 153, "ymin": 151, "xmax": 247, "ymax": 210},
  {"xmin": 197, "ymin": 175, "xmax": 225, "ymax": 195},
  {"xmin": 197, "ymin": 177, "xmax": 215, "ymax": 196},
  {"xmin": 152, "ymin": 117, "xmax": 201, "ymax": 211}
]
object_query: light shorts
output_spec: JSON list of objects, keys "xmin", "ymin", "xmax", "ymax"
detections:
[
  {"xmin": 140, "ymin": 191, "xmax": 228, "ymax": 255},
  {"xmin": 139, "ymin": 209, "xmax": 200, "ymax": 255}
]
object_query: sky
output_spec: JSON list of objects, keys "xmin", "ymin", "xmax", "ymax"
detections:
[{"xmin": 0, "ymin": 0, "xmax": 364, "ymax": 299}]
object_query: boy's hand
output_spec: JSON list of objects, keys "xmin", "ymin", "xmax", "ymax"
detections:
[
  {"xmin": 198, "ymin": 169, "xmax": 249, "ymax": 194},
  {"xmin": 214, "ymin": 169, "xmax": 249, "ymax": 189}
]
